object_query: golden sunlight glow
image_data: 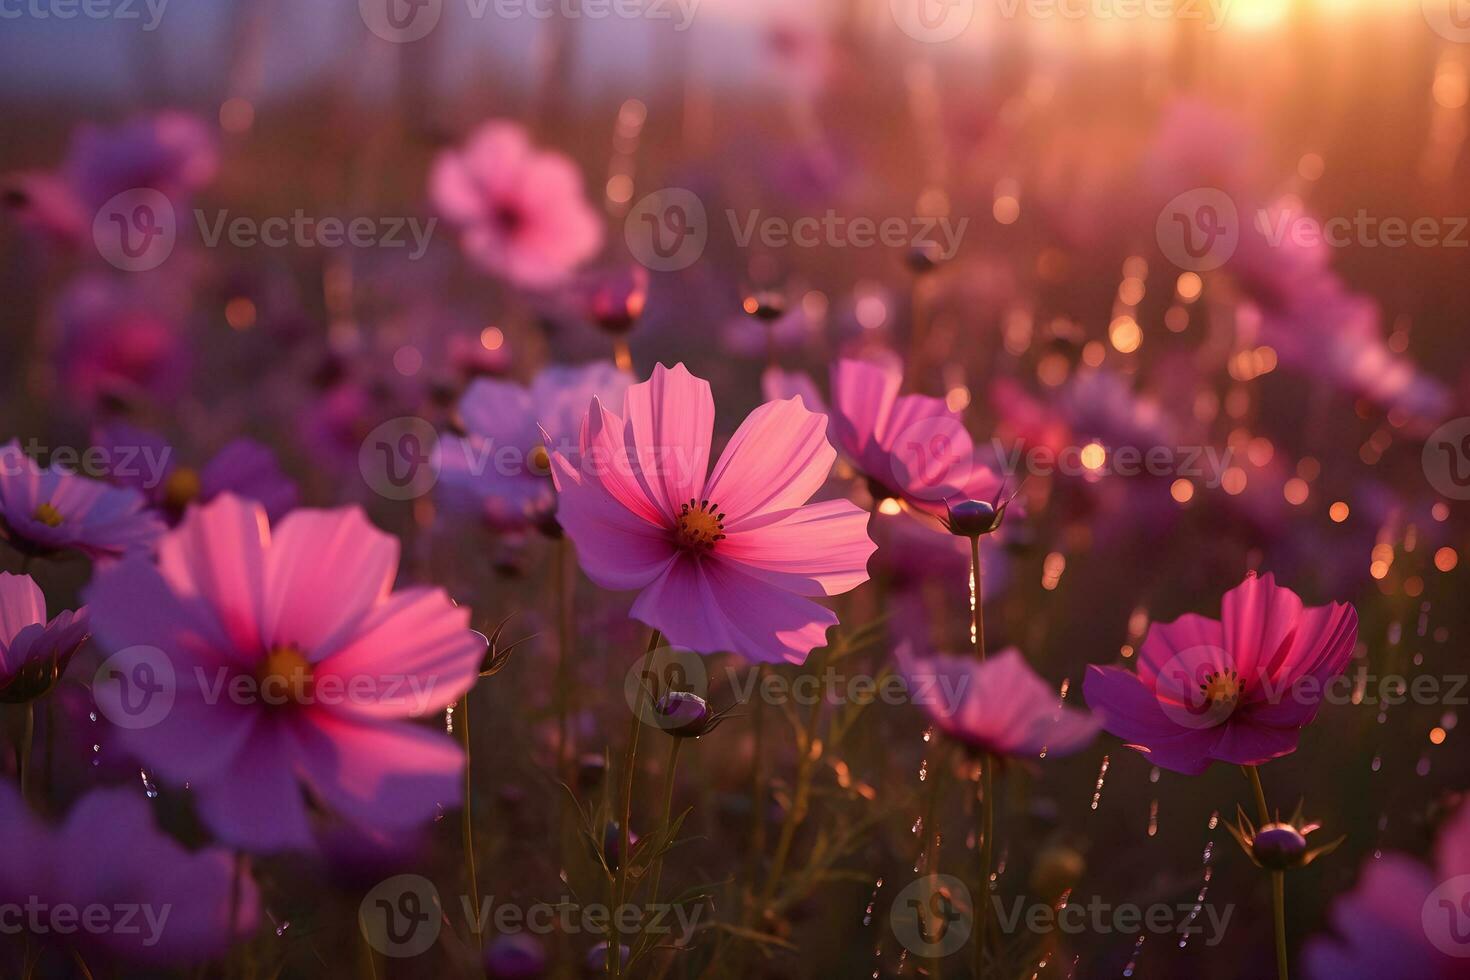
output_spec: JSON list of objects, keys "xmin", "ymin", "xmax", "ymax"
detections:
[{"xmin": 1109, "ymin": 316, "xmax": 1141, "ymax": 353}]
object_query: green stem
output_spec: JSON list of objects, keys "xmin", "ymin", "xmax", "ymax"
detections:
[
  {"xmin": 645, "ymin": 738, "xmax": 684, "ymax": 920},
  {"xmin": 461, "ymin": 692, "xmax": 482, "ymax": 949},
  {"xmin": 975, "ymin": 754, "xmax": 994, "ymax": 979},
  {"xmin": 970, "ymin": 535, "xmax": 984, "ymax": 661},
  {"xmin": 1244, "ymin": 766, "xmax": 1287, "ymax": 980},
  {"xmin": 610, "ymin": 630, "xmax": 661, "ymax": 976},
  {"xmin": 555, "ymin": 539, "xmax": 576, "ymax": 781},
  {"xmin": 756, "ymin": 645, "xmax": 830, "ymax": 919},
  {"xmin": 18, "ymin": 702, "xmax": 33, "ymax": 801}
]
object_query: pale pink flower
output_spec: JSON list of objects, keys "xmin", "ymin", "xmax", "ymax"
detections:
[
  {"xmin": 429, "ymin": 121, "xmax": 603, "ymax": 289},
  {"xmin": 548, "ymin": 363, "xmax": 875, "ymax": 664}
]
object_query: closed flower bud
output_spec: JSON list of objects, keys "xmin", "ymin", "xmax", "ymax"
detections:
[
  {"xmin": 943, "ymin": 498, "xmax": 1005, "ymax": 537},
  {"xmin": 655, "ymin": 690, "xmax": 711, "ymax": 737},
  {"xmin": 1251, "ymin": 824, "xmax": 1309, "ymax": 870}
]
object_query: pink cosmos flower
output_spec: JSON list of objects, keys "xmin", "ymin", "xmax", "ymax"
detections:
[
  {"xmin": 0, "ymin": 440, "xmax": 164, "ymax": 561},
  {"xmin": 899, "ymin": 646, "xmax": 1098, "ymax": 758},
  {"xmin": 548, "ymin": 363, "xmax": 876, "ymax": 664},
  {"xmin": 437, "ymin": 362, "xmax": 633, "ymax": 532},
  {"xmin": 0, "ymin": 784, "xmax": 257, "ymax": 965},
  {"xmin": 0, "ymin": 572, "xmax": 88, "ymax": 703},
  {"xmin": 830, "ymin": 357, "xmax": 1008, "ymax": 518},
  {"xmin": 1305, "ymin": 796, "xmax": 1470, "ymax": 978},
  {"xmin": 85, "ymin": 494, "xmax": 485, "ymax": 852},
  {"xmin": 1082, "ymin": 572, "xmax": 1358, "ymax": 775},
  {"xmin": 429, "ymin": 121, "xmax": 603, "ymax": 289}
]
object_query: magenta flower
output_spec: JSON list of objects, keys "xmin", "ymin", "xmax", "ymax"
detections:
[
  {"xmin": 436, "ymin": 362, "xmax": 632, "ymax": 532},
  {"xmin": 1305, "ymin": 796, "xmax": 1470, "ymax": 978},
  {"xmin": 0, "ymin": 784, "xmax": 257, "ymax": 964},
  {"xmin": 830, "ymin": 357, "xmax": 1008, "ymax": 517},
  {"xmin": 429, "ymin": 121, "xmax": 603, "ymax": 289},
  {"xmin": 0, "ymin": 572, "xmax": 88, "ymax": 703},
  {"xmin": 85, "ymin": 494, "xmax": 485, "ymax": 852},
  {"xmin": 549, "ymin": 363, "xmax": 876, "ymax": 664},
  {"xmin": 93, "ymin": 421, "xmax": 298, "ymax": 523},
  {"xmin": 899, "ymin": 646, "xmax": 1098, "ymax": 759},
  {"xmin": 1083, "ymin": 572, "xmax": 1358, "ymax": 775},
  {"xmin": 0, "ymin": 440, "xmax": 164, "ymax": 561}
]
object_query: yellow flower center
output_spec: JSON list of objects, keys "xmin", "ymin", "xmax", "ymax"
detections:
[
  {"xmin": 1200, "ymin": 669, "xmax": 1242, "ymax": 708},
  {"xmin": 675, "ymin": 499, "xmax": 725, "ymax": 553},
  {"xmin": 163, "ymin": 466, "xmax": 202, "ymax": 512},
  {"xmin": 257, "ymin": 645, "xmax": 313, "ymax": 706},
  {"xmin": 32, "ymin": 503, "xmax": 62, "ymax": 528},
  {"xmin": 529, "ymin": 445, "xmax": 551, "ymax": 476}
]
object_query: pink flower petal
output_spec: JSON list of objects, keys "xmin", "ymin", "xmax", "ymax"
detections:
[
  {"xmin": 0, "ymin": 572, "xmax": 45, "ymax": 652},
  {"xmin": 620, "ymin": 363, "xmax": 713, "ymax": 520},
  {"xmin": 718, "ymin": 499, "xmax": 875, "ymax": 597},
  {"xmin": 194, "ymin": 719, "xmax": 313, "ymax": 852},
  {"xmin": 1222, "ymin": 572, "xmax": 1303, "ymax": 682},
  {"xmin": 316, "ymin": 586, "xmax": 484, "ymax": 719},
  {"xmin": 549, "ymin": 446, "xmax": 676, "ymax": 591},
  {"xmin": 704, "ymin": 396, "xmax": 836, "ymax": 528},
  {"xmin": 830, "ymin": 358, "xmax": 901, "ymax": 476},
  {"xmin": 261, "ymin": 506, "xmax": 399, "ymax": 661},
  {"xmin": 160, "ymin": 494, "xmax": 269, "ymax": 660},
  {"xmin": 292, "ymin": 712, "xmax": 463, "ymax": 831}
]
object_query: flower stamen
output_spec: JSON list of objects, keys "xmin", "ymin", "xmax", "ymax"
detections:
[
  {"xmin": 257, "ymin": 645, "xmax": 314, "ymax": 706},
  {"xmin": 32, "ymin": 503, "xmax": 62, "ymax": 528},
  {"xmin": 1199, "ymin": 668, "xmax": 1242, "ymax": 708},
  {"xmin": 675, "ymin": 498, "xmax": 725, "ymax": 553}
]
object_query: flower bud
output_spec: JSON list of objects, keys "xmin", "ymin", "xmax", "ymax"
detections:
[
  {"xmin": 1251, "ymin": 823, "xmax": 1310, "ymax": 871},
  {"xmin": 944, "ymin": 498, "xmax": 1004, "ymax": 537},
  {"xmin": 655, "ymin": 690, "xmax": 712, "ymax": 738}
]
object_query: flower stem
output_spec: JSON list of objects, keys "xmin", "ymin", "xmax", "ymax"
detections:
[
  {"xmin": 460, "ymin": 691, "xmax": 482, "ymax": 949},
  {"xmin": 969, "ymin": 536, "xmax": 985, "ymax": 661},
  {"xmin": 18, "ymin": 702, "xmax": 33, "ymax": 801},
  {"xmin": 555, "ymin": 538, "xmax": 576, "ymax": 781},
  {"xmin": 645, "ymin": 737, "xmax": 683, "ymax": 917},
  {"xmin": 1244, "ymin": 766, "xmax": 1287, "ymax": 980},
  {"xmin": 611, "ymin": 630, "xmax": 661, "ymax": 976},
  {"xmin": 975, "ymin": 754, "xmax": 994, "ymax": 979}
]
